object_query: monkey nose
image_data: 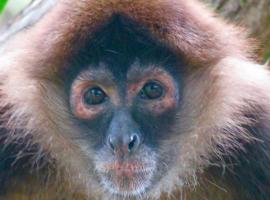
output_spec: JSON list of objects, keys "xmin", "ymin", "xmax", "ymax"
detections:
[{"xmin": 107, "ymin": 133, "xmax": 141, "ymax": 153}]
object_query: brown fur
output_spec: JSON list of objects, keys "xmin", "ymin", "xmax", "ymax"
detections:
[{"xmin": 0, "ymin": 0, "xmax": 270, "ymax": 199}]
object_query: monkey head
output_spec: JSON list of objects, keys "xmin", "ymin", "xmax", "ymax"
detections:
[{"xmin": 62, "ymin": 18, "xmax": 184, "ymax": 198}]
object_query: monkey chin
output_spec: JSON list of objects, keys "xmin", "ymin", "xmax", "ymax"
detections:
[{"xmin": 97, "ymin": 163, "xmax": 156, "ymax": 197}]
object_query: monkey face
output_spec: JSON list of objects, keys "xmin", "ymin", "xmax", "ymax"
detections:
[
  {"xmin": 37, "ymin": 17, "xmax": 185, "ymax": 198},
  {"xmin": 68, "ymin": 61, "xmax": 181, "ymax": 197}
]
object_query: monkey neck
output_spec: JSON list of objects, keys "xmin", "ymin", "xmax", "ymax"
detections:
[{"xmin": 2, "ymin": 171, "xmax": 241, "ymax": 200}]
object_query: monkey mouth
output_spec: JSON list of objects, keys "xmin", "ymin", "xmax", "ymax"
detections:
[{"xmin": 98, "ymin": 162, "xmax": 155, "ymax": 196}]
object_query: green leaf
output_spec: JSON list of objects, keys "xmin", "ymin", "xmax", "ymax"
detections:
[{"xmin": 0, "ymin": 0, "xmax": 9, "ymax": 14}]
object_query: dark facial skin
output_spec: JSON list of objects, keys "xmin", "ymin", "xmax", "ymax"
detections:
[
  {"xmin": 66, "ymin": 16, "xmax": 184, "ymax": 197},
  {"xmin": 69, "ymin": 61, "xmax": 181, "ymax": 196}
]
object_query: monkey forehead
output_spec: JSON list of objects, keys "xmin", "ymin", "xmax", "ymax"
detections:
[
  {"xmin": 127, "ymin": 63, "xmax": 174, "ymax": 82},
  {"xmin": 0, "ymin": 0, "xmax": 252, "ymax": 74},
  {"xmin": 74, "ymin": 61, "xmax": 174, "ymax": 83}
]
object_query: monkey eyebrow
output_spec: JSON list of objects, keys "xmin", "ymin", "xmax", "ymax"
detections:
[
  {"xmin": 127, "ymin": 64, "xmax": 168, "ymax": 81},
  {"xmin": 76, "ymin": 67, "xmax": 115, "ymax": 85}
]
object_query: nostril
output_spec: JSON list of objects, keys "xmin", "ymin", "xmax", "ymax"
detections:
[
  {"xmin": 128, "ymin": 134, "xmax": 139, "ymax": 152},
  {"xmin": 107, "ymin": 134, "xmax": 141, "ymax": 153}
]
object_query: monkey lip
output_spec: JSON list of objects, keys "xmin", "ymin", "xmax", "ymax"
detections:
[
  {"xmin": 98, "ymin": 162, "xmax": 155, "ymax": 195},
  {"xmin": 101, "ymin": 162, "xmax": 150, "ymax": 172},
  {"xmin": 111, "ymin": 167, "xmax": 153, "ymax": 176},
  {"xmin": 101, "ymin": 162, "xmax": 153, "ymax": 179}
]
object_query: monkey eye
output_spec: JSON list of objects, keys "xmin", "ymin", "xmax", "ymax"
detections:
[
  {"xmin": 83, "ymin": 87, "xmax": 107, "ymax": 105},
  {"xmin": 139, "ymin": 81, "xmax": 164, "ymax": 100}
]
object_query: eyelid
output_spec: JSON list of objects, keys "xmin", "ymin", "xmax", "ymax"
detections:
[
  {"xmin": 73, "ymin": 81, "xmax": 110, "ymax": 97},
  {"xmin": 82, "ymin": 87, "xmax": 108, "ymax": 106},
  {"xmin": 127, "ymin": 72, "xmax": 175, "ymax": 104},
  {"xmin": 70, "ymin": 85, "xmax": 108, "ymax": 120},
  {"xmin": 139, "ymin": 80, "xmax": 166, "ymax": 99},
  {"xmin": 143, "ymin": 80, "xmax": 168, "ymax": 92},
  {"xmin": 76, "ymin": 84, "xmax": 110, "ymax": 105},
  {"xmin": 71, "ymin": 80, "xmax": 120, "ymax": 109},
  {"xmin": 81, "ymin": 85, "xmax": 108, "ymax": 96}
]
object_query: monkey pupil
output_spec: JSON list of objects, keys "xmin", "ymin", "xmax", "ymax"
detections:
[
  {"xmin": 83, "ymin": 87, "xmax": 107, "ymax": 105},
  {"xmin": 140, "ymin": 82, "xmax": 164, "ymax": 100}
]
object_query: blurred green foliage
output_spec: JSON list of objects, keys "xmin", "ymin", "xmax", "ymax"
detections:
[
  {"xmin": 5, "ymin": 0, "xmax": 31, "ymax": 14},
  {"xmin": 0, "ymin": 0, "xmax": 31, "ymax": 26},
  {"xmin": 0, "ymin": 0, "xmax": 9, "ymax": 13}
]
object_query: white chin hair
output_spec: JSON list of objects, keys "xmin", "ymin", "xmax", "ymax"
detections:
[{"xmin": 100, "ymin": 172, "xmax": 154, "ymax": 198}]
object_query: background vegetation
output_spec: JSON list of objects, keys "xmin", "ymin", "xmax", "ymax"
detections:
[
  {"xmin": 204, "ymin": 0, "xmax": 270, "ymax": 62},
  {"xmin": 0, "ymin": 0, "xmax": 30, "ymax": 25}
]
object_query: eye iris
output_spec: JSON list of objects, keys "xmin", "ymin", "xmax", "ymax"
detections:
[
  {"xmin": 140, "ymin": 82, "xmax": 163, "ymax": 99},
  {"xmin": 83, "ymin": 87, "xmax": 107, "ymax": 105}
]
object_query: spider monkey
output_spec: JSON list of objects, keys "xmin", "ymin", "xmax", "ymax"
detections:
[{"xmin": 0, "ymin": 0, "xmax": 269, "ymax": 199}]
